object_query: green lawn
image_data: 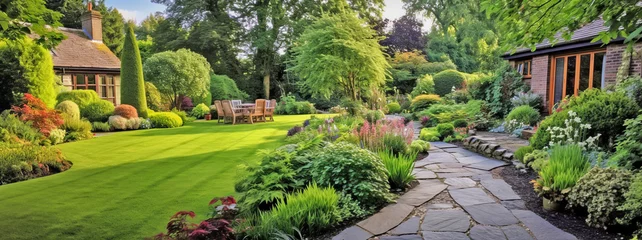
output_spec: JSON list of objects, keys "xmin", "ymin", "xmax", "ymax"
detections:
[{"xmin": 0, "ymin": 114, "xmax": 324, "ymax": 240}]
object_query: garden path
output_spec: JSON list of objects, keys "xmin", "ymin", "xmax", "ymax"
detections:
[{"xmin": 332, "ymin": 141, "xmax": 577, "ymax": 240}]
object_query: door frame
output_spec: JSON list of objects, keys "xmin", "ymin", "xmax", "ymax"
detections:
[{"xmin": 548, "ymin": 49, "xmax": 606, "ymax": 111}]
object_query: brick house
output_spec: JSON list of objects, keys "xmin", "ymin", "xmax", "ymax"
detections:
[
  {"xmin": 53, "ymin": 6, "xmax": 121, "ymax": 105},
  {"xmin": 502, "ymin": 19, "xmax": 642, "ymax": 113}
]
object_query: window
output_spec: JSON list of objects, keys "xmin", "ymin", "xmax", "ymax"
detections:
[
  {"xmin": 73, "ymin": 74, "xmax": 97, "ymax": 92},
  {"xmin": 100, "ymin": 75, "xmax": 116, "ymax": 104},
  {"xmin": 549, "ymin": 50, "xmax": 606, "ymax": 110},
  {"xmin": 72, "ymin": 74, "xmax": 117, "ymax": 104},
  {"xmin": 515, "ymin": 60, "xmax": 532, "ymax": 78}
]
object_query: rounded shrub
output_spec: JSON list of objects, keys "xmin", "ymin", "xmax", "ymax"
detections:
[
  {"xmin": 310, "ymin": 142, "xmax": 392, "ymax": 210},
  {"xmin": 114, "ymin": 104, "xmax": 139, "ymax": 119},
  {"xmin": 56, "ymin": 90, "xmax": 100, "ymax": 110},
  {"xmin": 411, "ymin": 74, "xmax": 435, "ymax": 97},
  {"xmin": 409, "ymin": 139, "xmax": 431, "ymax": 153},
  {"xmin": 433, "ymin": 70, "xmax": 465, "ymax": 96},
  {"xmin": 514, "ymin": 146, "xmax": 534, "ymax": 162},
  {"xmin": 190, "ymin": 103, "xmax": 210, "ymax": 119},
  {"xmin": 506, "ymin": 105, "xmax": 540, "ymax": 126},
  {"xmin": 91, "ymin": 122, "xmax": 111, "ymax": 132},
  {"xmin": 453, "ymin": 119, "xmax": 468, "ymax": 128},
  {"xmin": 108, "ymin": 115, "xmax": 128, "ymax": 130},
  {"xmin": 145, "ymin": 81, "xmax": 163, "ymax": 111},
  {"xmin": 436, "ymin": 123, "xmax": 455, "ymax": 138},
  {"xmin": 419, "ymin": 128, "xmax": 440, "ymax": 142},
  {"xmin": 55, "ymin": 101, "xmax": 80, "ymax": 120},
  {"xmin": 386, "ymin": 102, "xmax": 401, "ymax": 114},
  {"xmin": 150, "ymin": 112, "xmax": 183, "ymax": 128},
  {"xmin": 364, "ymin": 109, "xmax": 385, "ymax": 123},
  {"xmin": 411, "ymin": 94, "xmax": 441, "ymax": 111},
  {"xmin": 82, "ymin": 100, "xmax": 115, "ymax": 122},
  {"xmin": 61, "ymin": 117, "xmax": 93, "ymax": 141}
]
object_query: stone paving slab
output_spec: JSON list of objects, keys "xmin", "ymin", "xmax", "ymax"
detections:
[
  {"xmin": 463, "ymin": 203, "xmax": 519, "ymax": 226},
  {"xmin": 430, "ymin": 142, "xmax": 459, "ymax": 149},
  {"xmin": 390, "ymin": 216, "xmax": 420, "ymax": 235},
  {"xmin": 501, "ymin": 225, "xmax": 534, "ymax": 240},
  {"xmin": 444, "ymin": 178, "xmax": 477, "ymax": 189},
  {"xmin": 444, "ymin": 148, "xmax": 478, "ymax": 157},
  {"xmin": 434, "ymin": 168, "xmax": 472, "ymax": 173},
  {"xmin": 332, "ymin": 226, "xmax": 372, "ymax": 240},
  {"xmin": 421, "ymin": 209, "xmax": 471, "ymax": 232},
  {"xmin": 471, "ymin": 173, "xmax": 494, "ymax": 181},
  {"xmin": 512, "ymin": 210, "xmax": 577, "ymax": 240},
  {"xmin": 480, "ymin": 179, "xmax": 521, "ymax": 200},
  {"xmin": 415, "ymin": 170, "xmax": 437, "ymax": 179},
  {"xmin": 357, "ymin": 203, "xmax": 414, "ymax": 235},
  {"xmin": 436, "ymin": 172, "xmax": 477, "ymax": 178},
  {"xmin": 423, "ymin": 152, "xmax": 459, "ymax": 164},
  {"xmin": 426, "ymin": 203, "xmax": 454, "ymax": 209},
  {"xmin": 422, "ymin": 231, "xmax": 470, "ymax": 240},
  {"xmin": 456, "ymin": 155, "xmax": 492, "ymax": 165},
  {"xmin": 501, "ymin": 200, "xmax": 527, "ymax": 210},
  {"xmin": 469, "ymin": 225, "xmax": 506, "ymax": 240},
  {"xmin": 449, "ymin": 188, "xmax": 495, "ymax": 206},
  {"xmin": 465, "ymin": 159, "xmax": 509, "ymax": 171},
  {"xmin": 397, "ymin": 180, "xmax": 448, "ymax": 206},
  {"xmin": 380, "ymin": 234, "xmax": 423, "ymax": 240}
]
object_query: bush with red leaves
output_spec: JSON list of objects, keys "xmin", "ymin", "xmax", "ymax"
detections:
[
  {"xmin": 11, "ymin": 93, "xmax": 63, "ymax": 137},
  {"xmin": 152, "ymin": 196, "xmax": 237, "ymax": 240},
  {"xmin": 114, "ymin": 104, "xmax": 139, "ymax": 119}
]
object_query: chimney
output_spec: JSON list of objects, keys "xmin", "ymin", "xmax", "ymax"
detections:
[{"xmin": 81, "ymin": 2, "xmax": 103, "ymax": 42}]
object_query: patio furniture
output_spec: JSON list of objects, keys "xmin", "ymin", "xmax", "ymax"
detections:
[
  {"xmin": 265, "ymin": 99, "xmax": 276, "ymax": 122},
  {"xmin": 214, "ymin": 100, "xmax": 225, "ymax": 123},
  {"xmin": 231, "ymin": 100, "xmax": 242, "ymax": 108},
  {"xmin": 222, "ymin": 100, "xmax": 248, "ymax": 125},
  {"xmin": 249, "ymin": 99, "xmax": 266, "ymax": 124}
]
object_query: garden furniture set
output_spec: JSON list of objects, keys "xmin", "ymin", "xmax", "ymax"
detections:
[{"xmin": 214, "ymin": 99, "xmax": 276, "ymax": 125}]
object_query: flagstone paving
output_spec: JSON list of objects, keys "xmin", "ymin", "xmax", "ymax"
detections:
[{"xmin": 332, "ymin": 139, "xmax": 577, "ymax": 240}]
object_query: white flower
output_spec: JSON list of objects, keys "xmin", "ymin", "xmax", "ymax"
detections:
[{"xmin": 574, "ymin": 117, "xmax": 581, "ymax": 123}]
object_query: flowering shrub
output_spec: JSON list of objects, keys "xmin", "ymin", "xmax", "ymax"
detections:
[
  {"xmin": 0, "ymin": 145, "xmax": 72, "ymax": 184},
  {"xmin": 48, "ymin": 129, "xmax": 66, "ymax": 145},
  {"xmin": 420, "ymin": 115, "xmax": 437, "ymax": 127},
  {"xmin": 546, "ymin": 111, "xmax": 600, "ymax": 150},
  {"xmin": 317, "ymin": 118, "xmax": 340, "ymax": 141},
  {"xmin": 11, "ymin": 94, "xmax": 63, "ymax": 137},
  {"xmin": 354, "ymin": 119, "xmax": 413, "ymax": 153},
  {"xmin": 153, "ymin": 196, "xmax": 236, "ymax": 240},
  {"xmin": 287, "ymin": 125, "xmax": 303, "ymax": 137},
  {"xmin": 114, "ymin": 104, "xmax": 138, "ymax": 119},
  {"xmin": 125, "ymin": 118, "xmax": 141, "ymax": 130},
  {"xmin": 108, "ymin": 115, "xmax": 128, "ymax": 130},
  {"xmin": 506, "ymin": 105, "xmax": 540, "ymax": 126}
]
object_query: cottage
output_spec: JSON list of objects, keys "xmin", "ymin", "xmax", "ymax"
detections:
[
  {"xmin": 502, "ymin": 19, "xmax": 642, "ymax": 113},
  {"xmin": 52, "ymin": 6, "xmax": 121, "ymax": 105}
]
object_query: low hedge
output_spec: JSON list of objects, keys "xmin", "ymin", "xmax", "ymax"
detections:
[
  {"xmin": 150, "ymin": 112, "xmax": 183, "ymax": 128},
  {"xmin": 82, "ymin": 100, "xmax": 115, "ymax": 122},
  {"xmin": 56, "ymin": 90, "xmax": 100, "ymax": 109}
]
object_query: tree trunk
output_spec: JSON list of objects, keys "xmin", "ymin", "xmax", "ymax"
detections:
[{"xmin": 263, "ymin": 73, "xmax": 270, "ymax": 99}]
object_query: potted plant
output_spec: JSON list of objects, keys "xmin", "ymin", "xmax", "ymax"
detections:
[{"xmin": 204, "ymin": 113, "xmax": 212, "ymax": 121}]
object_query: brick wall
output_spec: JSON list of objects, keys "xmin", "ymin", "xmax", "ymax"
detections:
[
  {"xmin": 604, "ymin": 42, "xmax": 642, "ymax": 86},
  {"xmin": 530, "ymin": 55, "xmax": 549, "ymax": 113}
]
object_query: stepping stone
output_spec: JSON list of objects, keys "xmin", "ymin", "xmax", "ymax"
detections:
[
  {"xmin": 332, "ymin": 226, "xmax": 372, "ymax": 240},
  {"xmin": 423, "ymin": 164, "xmax": 441, "ymax": 170},
  {"xmin": 390, "ymin": 216, "xmax": 420, "ymax": 235},
  {"xmin": 436, "ymin": 172, "xmax": 476, "ymax": 178},
  {"xmin": 501, "ymin": 200, "xmax": 527, "ymax": 210},
  {"xmin": 466, "ymin": 159, "xmax": 509, "ymax": 171},
  {"xmin": 480, "ymin": 179, "xmax": 521, "ymax": 200},
  {"xmin": 471, "ymin": 174, "xmax": 494, "ymax": 181},
  {"xmin": 444, "ymin": 178, "xmax": 477, "ymax": 189},
  {"xmin": 380, "ymin": 234, "xmax": 423, "ymax": 240},
  {"xmin": 457, "ymin": 155, "xmax": 491, "ymax": 165},
  {"xmin": 421, "ymin": 209, "xmax": 471, "ymax": 232},
  {"xmin": 469, "ymin": 225, "xmax": 506, "ymax": 240},
  {"xmin": 412, "ymin": 168, "xmax": 425, "ymax": 174},
  {"xmin": 437, "ymin": 163, "xmax": 464, "ymax": 168},
  {"xmin": 444, "ymin": 148, "xmax": 477, "ymax": 157},
  {"xmin": 415, "ymin": 170, "xmax": 437, "ymax": 179},
  {"xmin": 511, "ymin": 210, "xmax": 577, "ymax": 240},
  {"xmin": 434, "ymin": 168, "xmax": 471, "ymax": 173},
  {"xmin": 449, "ymin": 188, "xmax": 495, "ymax": 206},
  {"xmin": 421, "ymin": 231, "xmax": 470, "ymax": 240},
  {"xmin": 430, "ymin": 142, "xmax": 459, "ymax": 149},
  {"xmin": 501, "ymin": 225, "xmax": 534, "ymax": 240},
  {"xmin": 414, "ymin": 158, "xmax": 435, "ymax": 168},
  {"xmin": 463, "ymin": 203, "xmax": 519, "ymax": 226},
  {"xmin": 423, "ymin": 152, "xmax": 459, "ymax": 164},
  {"xmin": 397, "ymin": 180, "xmax": 448, "ymax": 206},
  {"xmin": 426, "ymin": 203, "xmax": 454, "ymax": 209},
  {"xmin": 357, "ymin": 203, "xmax": 414, "ymax": 235}
]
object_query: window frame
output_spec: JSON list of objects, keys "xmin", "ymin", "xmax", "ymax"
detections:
[
  {"xmin": 71, "ymin": 73, "xmax": 117, "ymax": 104},
  {"xmin": 515, "ymin": 59, "xmax": 532, "ymax": 78},
  {"xmin": 548, "ymin": 49, "xmax": 607, "ymax": 111}
]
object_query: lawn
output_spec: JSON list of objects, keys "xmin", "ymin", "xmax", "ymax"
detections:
[{"xmin": 0, "ymin": 114, "xmax": 325, "ymax": 240}]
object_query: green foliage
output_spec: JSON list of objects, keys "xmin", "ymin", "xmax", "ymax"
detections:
[
  {"xmin": 364, "ymin": 110, "xmax": 385, "ymax": 123},
  {"xmin": 486, "ymin": 64, "xmax": 527, "ymax": 117},
  {"xmin": 99, "ymin": 7, "xmax": 125, "ymax": 57},
  {"xmin": 311, "ymin": 142, "xmax": 393, "ymax": 210},
  {"xmin": 616, "ymin": 76, "xmax": 642, "ymax": 108},
  {"xmin": 410, "ymin": 74, "xmax": 436, "ymax": 97},
  {"xmin": 383, "ymin": 134, "xmax": 409, "ymax": 155},
  {"xmin": 0, "ymin": 111, "xmax": 42, "ymax": 144},
  {"xmin": 618, "ymin": 173, "xmax": 642, "ymax": 237},
  {"xmin": 82, "ymin": 100, "xmax": 115, "ymax": 122},
  {"xmin": 453, "ymin": 119, "xmax": 468, "ymax": 128},
  {"xmin": 290, "ymin": 11, "xmax": 389, "ymax": 101},
  {"xmin": 91, "ymin": 122, "xmax": 111, "ymax": 132},
  {"xmin": 276, "ymin": 94, "xmax": 316, "ymax": 115},
  {"xmin": 506, "ymin": 105, "xmax": 540, "ymax": 126},
  {"xmin": 56, "ymin": 90, "xmax": 101, "ymax": 110},
  {"xmin": 436, "ymin": 123, "xmax": 455, "ymax": 138},
  {"xmin": 524, "ymin": 150, "xmax": 549, "ymax": 171},
  {"xmin": 409, "ymin": 140, "xmax": 431, "ymax": 153},
  {"xmin": 0, "ymin": 145, "xmax": 71, "ymax": 184},
  {"xmin": 120, "ymin": 23, "xmax": 148, "ymax": 118},
  {"xmin": 171, "ymin": 109, "xmax": 193, "ymax": 124},
  {"xmin": 568, "ymin": 168, "xmax": 633, "ymax": 229},
  {"xmin": 534, "ymin": 145, "xmax": 590, "ymax": 201},
  {"xmin": 386, "ymin": 102, "xmax": 401, "ymax": 114},
  {"xmin": 144, "ymin": 82, "xmax": 163, "ymax": 111},
  {"xmin": 411, "ymin": 94, "xmax": 442, "ymax": 111},
  {"xmin": 515, "ymin": 146, "xmax": 534, "ymax": 162},
  {"xmin": 433, "ymin": 70, "xmax": 465, "ymax": 96},
  {"xmin": 55, "ymin": 101, "xmax": 80, "ymax": 120},
  {"xmin": 0, "ymin": 0, "xmax": 65, "ymax": 49},
  {"xmin": 378, "ymin": 150, "xmax": 416, "ymax": 190},
  {"xmin": 210, "ymin": 74, "xmax": 249, "ymax": 100},
  {"xmin": 190, "ymin": 103, "xmax": 210, "ymax": 119},
  {"xmin": 612, "ymin": 114, "xmax": 642, "ymax": 170},
  {"xmin": 48, "ymin": 128, "xmax": 65, "ymax": 145},
  {"xmin": 511, "ymin": 92, "xmax": 543, "ymax": 110},
  {"xmin": 60, "ymin": 116, "xmax": 93, "ymax": 142},
  {"xmin": 149, "ymin": 112, "xmax": 183, "ymax": 128},
  {"xmin": 419, "ymin": 128, "xmax": 441, "ymax": 142}
]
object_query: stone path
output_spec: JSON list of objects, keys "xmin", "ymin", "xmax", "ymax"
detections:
[{"xmin": 332, "ymin": 141, "xmax": 577, "ymax": 240}]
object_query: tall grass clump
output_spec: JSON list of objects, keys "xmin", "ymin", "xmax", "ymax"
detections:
[
  {"xmin": 533, "ymin": 144, "xmax": 590, "ymax": 201},
  {"xmin": 378, "ymin": 150, "xmax": 416, "ymax": 190}
]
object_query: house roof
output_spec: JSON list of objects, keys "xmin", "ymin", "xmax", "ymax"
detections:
[
  {"xmin": 503, "ymin": 19, "xmax": 611, "ymax": 59},
  {"xmin": 51, "ymin": 28, "xmax": 121, "ymax": 70}
]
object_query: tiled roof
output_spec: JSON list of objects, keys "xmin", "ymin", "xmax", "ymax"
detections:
[
  {"xmin": 51, "ymin": 28, "xmax": 120, "ymax": 70},
  {"xmin": 507, "ymin": 19, "xmax": 609, "ymax": 55}
]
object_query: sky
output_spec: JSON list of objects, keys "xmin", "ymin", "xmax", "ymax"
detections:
[{"xmin": 107, "ymin": 0, "xmax": 431, "ymax": 31}]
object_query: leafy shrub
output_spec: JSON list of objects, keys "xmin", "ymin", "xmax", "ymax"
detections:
[
  {"xmin": 515, "ymin": 146, "xmax": 534, "ymax": 162},
  {"xmin": 419, "ymin": 128, "xmax": 440, "ymax": 142},
  {"xmin": 340, "ymin": 99, "xmax": 365, "ymax": 116},
  {"xmin": 410, "ymin": 94, "xmax": 441, "ymax": 111},
  {"xmin": 378, "ymin": 150, "xmax": 416, "ymax": 190},
  {"xmin": 420, "ymin": 115, "xmax": 438, "ymax": 127},
  {"xmin": 453, "ymin": 119, "xmax": 468, "ymax": 128},
  {"xmin": 48, "ymin": 129, "xmax": 66, "ymax": 145},
  {"xmin": 11, "ymin": 94, "xmax": 63, "ymax": 137},
  {"xmin": 82, "ymin": 100, "xmax": 115, "ymax": 122},
  {"xmin": 210, "ymin": 74, "xmax": 249, "ymax": 100},
  {"xmin": 311, "ymin": 142, "xmax": 392, "ymax": 210},
  {"xmin": 190, "ymin": 103, "xmax": 210, "ymax": 119},
  {"xmin": 126, "ymin": 117, "xmax": 141, "ymax": 130},
  {"xmin": 364, "ymin": 109, "xmax": 385, "ymax": 123},
  {"xmin": 55, "ymin": 101, "xmax": 80, "ymax": 120},
  {"xmin": 139, "ymin": 118, "xmax": 152, "ymax": 129},
  {"xmin": 411, "ymin": 74, "xmax": 435, "ymax": 97},
  {"xmin": 383, "ymin": 133, "xmax": 409, "ymax": 155},
  {"xmin": 511, "ymin": 92, "xmax": 542, "ymax": 110},
  {"xmin": 433, "ymin": 70, "xmax": 465, "ymax": 96},
  {"xmin": 354, "ymin": 119, "xmax": 413, "ymax": 153},
  {"xmin": 616, "ymin": 76, "xmax": 642, "ymax": 108},
  {"xmin": 286, "ymin": 126, "xmax": 303, "ymax": 137},
  {"xmin": 506, "ymin": 105, "xmax": 540, "ymax": 126},
  {"xmin": 56, "ymin": 90, "xmax": 100, "ymax": 110},
  {"xmin": 61, "ymin": 117, "xmax": 93, "ymax": 142},
  {"xmin": 568, "ymin": 168, "xmax": 633, "ymax": 228},
  {"xmin": 150, "ymin": 112, "xmax": 183, "ymax": 128},
  {"xmin": 386, "ymin": 102, "xmax": 401, "ymax": 114},
  {"xmin": 171, "ymin": 109, "xmax": 194, "ymax": 124},
  {"xmin": 618, "ymin": 173, "xmax": 642, "ymax": 237},
  {"xmin": 409, "ymin": 139, "xmax": 431, "ymax": 153},
  {"xmin": 0, "ymin": 145, "xmax": 72, "ymax": 184},
  {"xmin": 533, "ymin": 144, "xmax": 590, "ymax": 201},
  {"xmin": 257, "ymin": 183, "xmax": 339, "ymax": 236},
  {"xmin": 436, "ymin": 123, "xmax": 455, "ymax": 138},
  {"xmin": 114, "ymin": 104, "xmax": 138, "ymax": 119},
  {"xmin": 275, "ymin": 93, "xmax": 317, "ymax": 115},
  {"xmin": 91, "ymin": 122, "xmax": 111, "ymax": 132},
  {"xmin": 0, "ymin": 111, "xmax": 42, "ymax": 144},
  {"xmin": 144, "ymin": 81, "xmax": 163, "ymax": 111},
  {"xmin": 524, "ymin": 150, "xmax": 549, "ymax": 171},
  {"xmin": 612, "ymin": 114, "xmax": 642, "ymax": 170}
]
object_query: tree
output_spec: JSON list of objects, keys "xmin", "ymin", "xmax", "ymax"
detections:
[
  {"xmin": 402, "ymin": 0, "xmax": 468, "ymax": 36},
  {"xmin": 135, "ymin": 12, "xmax": 164, "ymax": 40},
  {"xmin": 120, "ymin": 23, "xmax": 148, "ymax": 118},
  {"xmin": 143, "ymin": 49, "xmax": 211, "ymax": 109},
  {"xmin": 1, "ymin": 0, "xmax": 65, "ymax": 49},
  {"xmin": 381, "ymin": 15, "xmax": 425, "ymax": 54},
  {"xmin": 45, "ymin": 0, "xmax": 85, "ymax": 28},
  {"xmin": 290, "ymin": 11, "xmax": 389, "ymax": 101},
  {"xmin": 482, "ymin": 0, "xmax": 642, "ymax": 51},
  {"xmin": 93, "ymin": 1, "xmax": 125, "ymax": 57}
]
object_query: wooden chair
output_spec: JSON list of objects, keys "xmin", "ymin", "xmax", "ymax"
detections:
[
  {"xmin": 249, "ymin": 99, "xmax": 266, "ymax": 124},
  {"xmin": 222, "ymin": 100, "xmax": 247, "ymax": 125},
  {"xmin": 264, "ymin": 99, "xmax": 276, "ymax": 122},
  {"xmin": 214, "ymin": 100, "xmax": 225, "ymax": 123},
  {"xmin": 231, "ymin": 100, "xmax": 242, "ymax": 109}
]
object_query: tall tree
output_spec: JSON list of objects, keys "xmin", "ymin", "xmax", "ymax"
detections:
[
  {"xmin": 135, "ymin": 12, "xmax": 164, "ymax": 40},
  {"xmin": 290, "ymin": 11, "xmax": 389, "ymax": 101},
  {"xmin": 120, "ymin": 23, "xmax": 148, "ymax": 118},
  {"xmin": 381, "ymin": 14, "xmax": 425, "ymax": 54},
  {"xmin": 45, "ymin": 0, "xmax": 85, "ymax": 28},
  {"xmin": 402, "ymin": 0, "xmax": 468, "ymax": 36},
  {"xmin": 1, "ymin": 0, "xmax": 65, "ymax": 49},
  {"xmin": 93, "ymin": 1, "xmax": 125, "ymax": 57}
]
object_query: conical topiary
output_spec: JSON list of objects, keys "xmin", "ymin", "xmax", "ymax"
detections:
[{"xmin": 120, "ymin": 22, "xmax": 148, "ymax": 118}]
